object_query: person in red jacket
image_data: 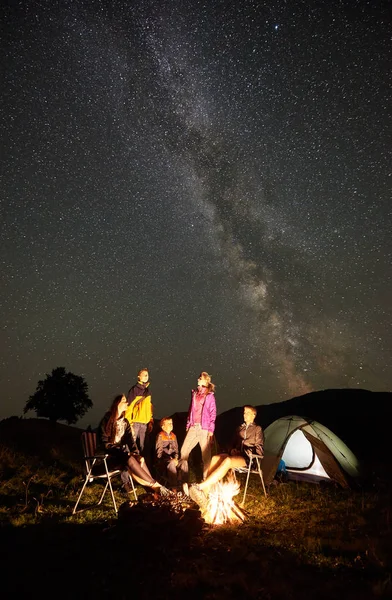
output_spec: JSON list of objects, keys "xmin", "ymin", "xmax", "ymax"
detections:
[{"xmin": 155, "ymin": 417, "xmax": 179, "ymax": 488}]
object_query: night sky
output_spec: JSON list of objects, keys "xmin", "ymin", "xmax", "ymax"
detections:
[{"xmin": 1, "ymin": 0, "xmax": 391, "ymax": 427}]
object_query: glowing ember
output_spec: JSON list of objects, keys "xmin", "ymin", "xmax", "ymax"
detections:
[{"xmin": 203, "ymin": 476, "xmax": 246, "ymax": 525}]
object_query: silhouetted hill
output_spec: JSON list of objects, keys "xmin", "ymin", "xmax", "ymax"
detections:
[
  {"xmin": 2, "ymin": 389, "xmax": 390, "ymax": 466},
  {"xmin": 215, "ymin": 389, "xmax": 392, "ymax": 460},
  {"xmin": 0, "ymin": 417, "xmax": 83, "ymax": 464}
]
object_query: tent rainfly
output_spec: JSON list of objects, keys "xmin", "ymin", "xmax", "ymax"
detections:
[{"xmin": 262, "ymin": 415, "xmax": 361, "ymax": 487}]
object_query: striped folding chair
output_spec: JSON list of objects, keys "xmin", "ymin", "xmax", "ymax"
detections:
[
  {"xmin": 72, "ymin": 431, "xmax": 137, "ymax": 515},
  {"xmin": 234, "ymin": 453, "xmax": 267, "ymax": 505}
]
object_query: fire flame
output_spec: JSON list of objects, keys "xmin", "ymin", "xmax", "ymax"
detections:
[{"xmin": 203, "ymin": 476, "xmax": 245, "ymax": 525}]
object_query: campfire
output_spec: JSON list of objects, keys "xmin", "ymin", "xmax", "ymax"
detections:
[
  {"xmin": 203, "ymin": 474, "xmax": 246, "ymax": 525},
  {"xmin": 119, "ymin": 473, "xmax": 246, "ymax": 531}
]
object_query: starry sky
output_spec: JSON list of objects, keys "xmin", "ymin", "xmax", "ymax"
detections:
[{"xmin": 1, "ymin": 0, "xmax": 391, "ymax": 427}]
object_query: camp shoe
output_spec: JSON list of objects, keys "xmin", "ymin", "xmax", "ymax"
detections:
[
  {"xmin": 189, "ymin": 484, "xmax": 208, "ymax": 512},
  {"xmin": 159, "ymin": 486, "xmax": 175, "ymax": 498}
]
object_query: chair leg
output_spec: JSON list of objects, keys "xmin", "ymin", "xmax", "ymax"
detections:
[
  {"xmin": 242, "ymin": 458, "xmax": 253, "ymax": 505},
  {"xmin": 256, "ymin": 459, "xmax": 267, "ymax": 497},
  {"xmin": 73, "ymin": 459, "xmax": 97, "ymax": 514},
  {"xmin": 97, "ymin": 480, "xmax": 110, "ymax": 506},
  {"xmin": 73, "ymin": 457, "xmax": 120, "ymax": 515},
  {"xmin": 104, "ymin": 459, "xmax": 118, "ymax": 514},
  {"xmin": 73, "ymin": 475, "xmax": 90, "ymax": 514},
  {"xmin": 129, "ymin": 476, "xmax": 138, "ymax": 501}
]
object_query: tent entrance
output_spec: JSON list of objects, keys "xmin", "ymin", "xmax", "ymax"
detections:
[{"xmin": 281, "ymin": 429, "xmax": 330, "ymax": 480}]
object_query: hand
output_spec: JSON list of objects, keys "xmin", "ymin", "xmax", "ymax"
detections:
[
  {"xmin": 147, "ymin": 420, "xmax": 153, "ymax": 434},
  {"xmin": 170, "ymin": 458, "xmax": 179, "ymax": 467}
]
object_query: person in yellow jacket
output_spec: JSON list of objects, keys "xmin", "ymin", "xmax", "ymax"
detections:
[{"xmin": 125, "ymin": 368, "xmax": 153, "ymax": 453}]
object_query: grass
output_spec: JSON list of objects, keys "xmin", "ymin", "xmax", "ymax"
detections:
[{"xmin": 1, "ymin": 438, "xmax": 392, "ymax": 599}]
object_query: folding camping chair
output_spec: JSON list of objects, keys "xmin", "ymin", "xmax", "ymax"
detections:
[
  {"xmin": 235, "ymin": 453, "xmax": 267, "ymax": 505},
  {"xmin": 73, "ymin": 431, "xmax": 137, "ymax": 515}
]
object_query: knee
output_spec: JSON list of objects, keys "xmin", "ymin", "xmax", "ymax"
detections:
[
  {"xmin": 178, "ymin": 458, "xmax": 188, "ymax": 472},
  {"xmin": 218, "ymin": 453, "xmax": 229, "ymax": 461},
  {"xmin": 127, "ymin": 455, "xmax": 137, "ymax": 469},
  {"xmin": 223, "ymin": 456, "xmax": 233, "ymax": 469}
]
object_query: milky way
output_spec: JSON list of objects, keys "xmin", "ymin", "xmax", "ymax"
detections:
[{"xmin": 1, "ymin": 0, "xmax": 391, "ymax": 425}]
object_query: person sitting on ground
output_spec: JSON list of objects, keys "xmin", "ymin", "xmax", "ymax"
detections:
[
  {"xmin": 99, "ymin": 394, "xmax": 170, "ymax": 497},
  {"xmin": 189, "ymin": 405, "xmax": 264, "ymax": 508},
  {"xmin": 155, "ymin": 417, "xmax": 180, "ymax": 489}
]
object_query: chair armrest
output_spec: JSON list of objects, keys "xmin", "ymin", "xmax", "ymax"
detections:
[{"xmin": 85, "ymin": 454, "xmax": 108, "ymax": 460}]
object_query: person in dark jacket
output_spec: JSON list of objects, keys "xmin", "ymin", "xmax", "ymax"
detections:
[
  {"xmin": 125, "ymin": 368, "xmax": 154, "ymax": 454},
  {"xmin": 155, "ymin": 417, "xmax": 179, "ymax": 488},
  {"xmin": 230, "ymin": 406, "xmax": 264, "ymax": 458},
  {"xmin": 99, "ymin": 394, "xmax": 170, "ymax": 496},
  {"xmin": 189, "ymin": 405, "xmax": 263, "ymax": 507}
]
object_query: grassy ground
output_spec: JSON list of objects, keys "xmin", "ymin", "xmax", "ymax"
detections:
[{"xmin": 1, "ymin": 437, "xmax": 391, "ymax": 599}]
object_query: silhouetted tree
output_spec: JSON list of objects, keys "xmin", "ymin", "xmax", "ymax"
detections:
[{"xmin": 24, "ymin": 367, "xmax": 93, "ymax": 424}]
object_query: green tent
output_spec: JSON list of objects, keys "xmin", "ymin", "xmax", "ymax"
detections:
[{"xmin": 262, "ymin": 415, "xmax": 361, "ymax": 487}]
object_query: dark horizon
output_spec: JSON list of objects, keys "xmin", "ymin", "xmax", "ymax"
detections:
[{"xmin": 6, "ymin": 385, "xmax": 390, "ymax": 431}]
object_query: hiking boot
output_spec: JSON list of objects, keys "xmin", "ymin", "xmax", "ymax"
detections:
[
  {"xmin": 189, "ymin": 484, "xmax": 208, "ymax": 512},
  {"xmin": 159, "ymin": 486, "xmax": 173, "ymax": 498},
  {"xmin": 181, "ymin": 495, "xmax": 193, "ymax": 506},
  {"xmin": 178, "ymin": 491, "xmax": 192, "ymax": 501}
]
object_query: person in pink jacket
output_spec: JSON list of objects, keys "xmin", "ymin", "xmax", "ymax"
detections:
[{"xmin": 179, "ymin": 372, "xmax": 217, "ymax": 490}]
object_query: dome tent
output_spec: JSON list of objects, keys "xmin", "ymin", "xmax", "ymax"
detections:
[{"xmin": 262, "ymin": 415, "xmax": 361, "ymax": 487}]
